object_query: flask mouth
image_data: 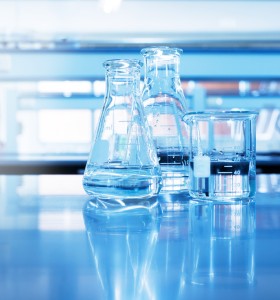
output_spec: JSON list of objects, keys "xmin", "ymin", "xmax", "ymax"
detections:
[
  {"xmin": 103, "ymin": 59, "xmax": 143, "ymax": 72},
  {"xmin": 140, "ymin": 46, "xmax": 183, "ymax": 58}
]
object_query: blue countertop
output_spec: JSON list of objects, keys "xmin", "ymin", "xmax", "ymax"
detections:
[{"xmin": 0, "ymin": 174, "xmax": 279, "ymax": 300}]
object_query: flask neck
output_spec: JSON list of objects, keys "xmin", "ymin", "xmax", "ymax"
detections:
[
  {"xmin": 144, "ymin": 56, "xmax": 180, "ymax": 80},
  {"xmin": 106, "ymin": 73, "xmax": 140, "ymax": 97},
  {"xmin": 105, "ymin": 67, "xmax": 141, "ymax": 99},
  {"xmin": 103, "ymin": 59, "xmax": 142, "ymax": 98},
  {"xmin": 143, "ymin": 56, "xmax": 182, "ymax": 95}
]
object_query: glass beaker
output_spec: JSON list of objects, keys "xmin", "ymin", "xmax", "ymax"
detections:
[
  {"xmin": 183, "ymin": 110, "xmax": 258, "ymax": 201},
  {"xmin": 141, "ymin": 46, "xmax": 189, "ymax": 194},
  {"xmin": 83, "ymin": 59, "xmax": 162, "ymax": 201}
]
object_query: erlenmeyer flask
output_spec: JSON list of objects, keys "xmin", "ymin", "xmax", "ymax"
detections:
[
  {"xmin": 83, "ymin": 59, "xmax": 162, "ymax": 201},
  {"xmin": 141, "ymin": 46, "xmax": 189, "ymax": 193}
]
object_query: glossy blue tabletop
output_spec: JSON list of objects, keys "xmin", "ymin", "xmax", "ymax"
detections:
[{"xmin": 0, "ymin": 174, "xmax": 279, "ymax": 300}]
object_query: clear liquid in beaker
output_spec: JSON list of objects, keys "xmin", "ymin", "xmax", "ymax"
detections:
[{"xmin": 189, "ymin": 159, "xmax": 256, "ymax": 200}]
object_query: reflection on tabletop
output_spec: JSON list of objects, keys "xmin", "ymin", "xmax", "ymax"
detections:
[
  {"xmin": 0, "ymin": 175, "xmax": 279, "ymax": 300},
  {"xmin": 83, "ymin": 197, "xmax": 161, "ymax": 300},
  {"xmin": 188, "ymin": 200, "xmax": 255, "ymax": 287},
  {"xmin": 83, "ymin": 194, "xmax": 256, "ymax": 300}
]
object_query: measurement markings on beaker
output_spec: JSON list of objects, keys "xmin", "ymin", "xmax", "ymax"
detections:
[{"xmin": 217, "ymin": 165, "xmax": 233, "ymax": 175}]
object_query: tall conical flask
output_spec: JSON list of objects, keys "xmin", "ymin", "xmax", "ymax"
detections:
[
  {"xmin": 83, "ymin": 59, "xmax": 162, "ymax": 201},
  {"xmin": 141, "ymin": 46, "xmax": 189, "ymax": 193}
]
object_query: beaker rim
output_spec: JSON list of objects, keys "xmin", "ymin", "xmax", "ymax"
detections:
[
  {"xmin": 183, "ymin": 109, "xmax": 259, "ymax": 121},
  {"xmin": 140, "ymin": 46, "xmax": 183, "ymax": 57},
  {"xmin": 103, "ymin": 59, "xmax": 143, "ymax": 70}
]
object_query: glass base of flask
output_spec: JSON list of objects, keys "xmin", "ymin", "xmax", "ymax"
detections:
[
  {"xmin": 157, "ymin": 168, "xmax": 190, "ymax": 211},
  {"xmin": 83, "ymin": 194, "xmax": 162, "ymax": 218},
  {"xmin": 83, "ymin": 164, "xmax": 161, "ymax": 200},
  {"xmin": 157, "ymin": 191, "xmax": 191, "ymax": 212},
  {"xmin": 160, "ymin": 168, "xmax": 189, "ymax": 193}
]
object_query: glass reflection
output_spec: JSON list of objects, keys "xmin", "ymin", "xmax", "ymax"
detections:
[
  {"xmin": 143, "ymin": 208, "xmax": 190, "ymax": 300},
  {"xmin": 188, "ymin": 199, "xmax": 256, "ymax": 287},
  {"xmin": 83, "ymin": 198, "xmax": 161, "ymax": 300}
]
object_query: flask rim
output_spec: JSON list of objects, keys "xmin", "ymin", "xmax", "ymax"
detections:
[
  {"xmin": 103, "ymin": 59, "xmax": 143, "ymax": 71},
  {"xmin": 140, "ymin": 46, "xmax": 183, "ymax": 57}
]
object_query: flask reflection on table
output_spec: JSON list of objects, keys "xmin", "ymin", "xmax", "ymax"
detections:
[
  {"xmin": 188, "ymin": 199, "xmax": 256, "ymax": 286},
  {"xmin": 83, "ymin": 197, "xmax": 161, "ymax": 300},
  {"xmin": 143, "ymin": 207, "xmax": 190, "ymax": 300}
]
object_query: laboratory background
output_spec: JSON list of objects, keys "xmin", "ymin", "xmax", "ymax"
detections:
[{"xmin": 0, "ymin": 1, "xmax": 280, "ymax": 300}]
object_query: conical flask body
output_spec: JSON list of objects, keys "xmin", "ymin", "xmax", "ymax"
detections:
[
  {"xmin": 141, "ymin": 47, "xmax": 189, "ymax": 193},
  {"xmin": 83, "ymin": 59, "xmax": 161, "ymax": 200}
]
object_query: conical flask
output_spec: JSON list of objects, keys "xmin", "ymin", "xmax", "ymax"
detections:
[
  {"xmin": 83, "ymin": 59, "xmax": 162, "ymax": 201},
  {"xmin": 141, "ymin": 46, "xmax": 189, "ymax": 194}
]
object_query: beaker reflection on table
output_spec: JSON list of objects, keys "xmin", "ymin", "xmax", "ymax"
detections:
[
  {"xmin": 83, "ymin": 198, "xmax": 161, "ymax": 300},
  {"xmin": 188, "ymin": 199, "xmax": 256, "ymax": 287}
]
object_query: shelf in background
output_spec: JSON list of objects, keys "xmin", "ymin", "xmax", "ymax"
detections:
[{"xmin": 0, "ymin": 154, "xmax": 279, "ymax": 175}]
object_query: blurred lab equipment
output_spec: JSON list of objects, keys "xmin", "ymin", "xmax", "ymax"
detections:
[
  {"xmin": 188, "ymin": 200, "xmax": 255, "ymax": 287},
  {"xmin": 141, "ymin": 46, "xmax": 189, "ymax": 195},
  {"xmin": 83, "ymin": 59, "xmax": 162, "ymax": 201},
  {"xmin": 184, "ymin": 110, "xmax": 258, "ymax": 201},
  {"xmin": 256, "ymin": 108, "xmax": 280, "ymax": 153}
]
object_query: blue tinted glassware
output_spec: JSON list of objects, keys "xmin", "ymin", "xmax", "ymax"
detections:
[
  {"xmin": 83, "ymin": 59, "xmax": 162, "ymax": 201},
  {"xmin": 141, "ymin": 47, "xmax": 189, "ymax": 194},
  {"xmin": 183, "ymin": 110, "xmax": 258, "ymax": 201}
]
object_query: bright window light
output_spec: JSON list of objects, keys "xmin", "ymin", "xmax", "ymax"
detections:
[
  {"xmin": 38, "ymin": 175, "xmax": 84, "ymax": 195},
  {"xmin": 93, "ymin": 80, "xmax": 106, "ymax": 97},
  {"xmin": 38, "ymin": 109, "xmax": 91, "ymax": 143},
  {"xmin": 99, "ymin": 0, "xmax": 123, "ymax": 13},
  {"xmin": 37, "ymin": 81, "xmax": 92, "ymax": 96}
]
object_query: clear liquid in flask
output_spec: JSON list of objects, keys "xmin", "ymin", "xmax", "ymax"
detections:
[{"xmin": 83, "ymin": 163, "xmax": 161, "ymax": 199}]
